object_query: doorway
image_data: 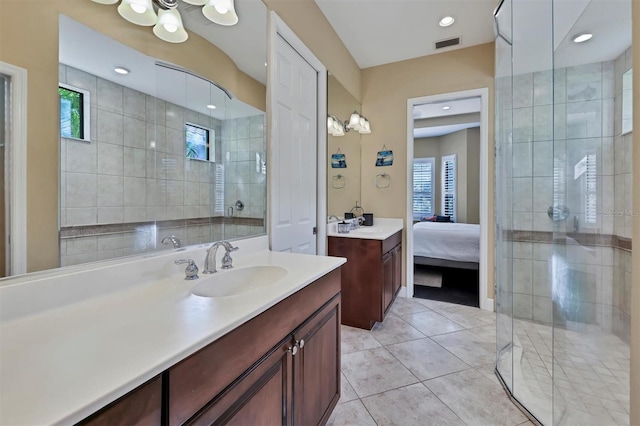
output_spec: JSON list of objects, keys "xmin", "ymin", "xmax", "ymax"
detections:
[{"xmin": 406, "ymin": 88, "xmax": 491, "ymax": 311}]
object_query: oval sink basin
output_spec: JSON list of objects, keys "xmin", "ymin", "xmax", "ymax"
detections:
[{"xmin": 191, "ymin": 266, "xmax": 288, "ymax": 298}]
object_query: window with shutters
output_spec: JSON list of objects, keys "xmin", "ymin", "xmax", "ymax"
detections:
[
  {"xmin": 413, "ymin": 158, "xmax": 435, "ymax": 220},
  {"xmin": 584, "ymin": 154, "xmax": 597, "ymax": 225},
  {"xmin": 441, "ymin": 154, "xmax": 457, "ymax": 221},
  {"xmin": 215, "ymin": 163, "xmax": 225, "ymax": 216}
]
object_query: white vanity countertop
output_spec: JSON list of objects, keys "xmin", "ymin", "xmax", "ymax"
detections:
[
  {"xmin": 0, "ymin": 250, "xmax": 345, "ymax": 425},
  {"xmin": 327, "ymin": 217, "xmax": 404, "ymax": 240}
]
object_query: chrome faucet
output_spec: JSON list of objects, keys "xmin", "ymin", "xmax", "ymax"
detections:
[
  {"xmin": 175, "ymin": 259, "xmax": 199, "ymax": 280},
  {"xmin": 328, "ymin": 215, "xmax": 340, "ymax": 222},
  {"xmin": 162, "ymin": 235, "xmax": 183, "ymax": 249},
  {"xmin": 203, "ymin": 241, "xmax": 239, "ymax": 274}
]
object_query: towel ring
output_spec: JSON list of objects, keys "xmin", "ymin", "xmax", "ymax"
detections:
[
  {"xmin": 332, "ymin": 174, "xmax": 346, "ymax": 189},
  {"xmin": 375, "ymin": 173, "xmax": 391, "ymax": 189}
]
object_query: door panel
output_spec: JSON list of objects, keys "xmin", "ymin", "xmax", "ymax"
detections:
[{"xmin": 271, "ymin": 34, "xmax": 318, "ymax": 254}]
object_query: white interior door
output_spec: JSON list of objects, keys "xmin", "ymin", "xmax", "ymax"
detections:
[{"xmin": 270, "ymin": 34, "xmax": 318, "ymax": 254}]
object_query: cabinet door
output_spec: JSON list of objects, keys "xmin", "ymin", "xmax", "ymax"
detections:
[
  {"xmin": 187, "ymin": 340, "xmax": 294, "ymax": 426},
  {"xmin": 392, "ymin": 244, "xmax": 402, "ymax": 295},
  {"xmin": 382, "ymin": 251, "xmax": 394, "ymax": 315},
  {"xmin": 79, "ymin": 377, "xmax": 161, "ymax": 426},
  {"xmin": 293, "ymin": 295, "xmax": 341, "ymax": 426}
]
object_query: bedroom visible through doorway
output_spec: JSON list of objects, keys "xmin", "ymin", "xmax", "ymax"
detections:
[{"xmin": 406, "ymin": 89, "xmax": 491, "ymax": 311}]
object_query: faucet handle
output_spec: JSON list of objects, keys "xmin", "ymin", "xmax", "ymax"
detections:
[{"xmin": 175, "ymin": 259, "xmax": 199, "ymax": 280}]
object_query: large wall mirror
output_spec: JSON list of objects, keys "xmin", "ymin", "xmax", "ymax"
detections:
[
  {"xmin": 31, "ymin": 0, "xmax": 266, "ymax": 271},
  {"xmin": 327, "ymin": 74, "xmax": 361, "ymax": 219}
]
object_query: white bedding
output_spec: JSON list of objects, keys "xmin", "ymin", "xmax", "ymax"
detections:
[{"xmin": 413, "ymin": 222, "xmax": 480, "ymax": 263}]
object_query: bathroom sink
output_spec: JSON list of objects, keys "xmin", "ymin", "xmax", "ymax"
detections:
[
  {"xmin": 191, "ymin": 266, "xmax": 288, "ymax": 298},
  {"xmin": 353, "ymin": 227, "xmax": 379, "ymax": 234}
]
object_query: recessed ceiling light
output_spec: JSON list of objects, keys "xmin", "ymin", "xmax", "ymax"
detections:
[
  {"xmin": 114, "ymin": 67, "xmax": 130, "ymax": 75},
  {"xmin": 572, "ymin": 33, "xmax": 593, "ymax": 43},
  {"xmin": 264, "ymin": 62, "xmax": 268, "ymax": 67},
  {"xmin": 206, "ymin": 104, "xmax": 217, "ymax": 109},
  {"xmin": 442, "ymin": 105, "xmax": 451, "ymax": 110},
  {"xmin": 439, "ymin": 16, "xmax": 455, "ymax": 27}
]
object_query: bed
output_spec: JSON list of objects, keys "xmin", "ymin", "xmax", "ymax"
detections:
[{"xmin": 413, "ymin": 221, "xmax": 480, "ymax": 270}]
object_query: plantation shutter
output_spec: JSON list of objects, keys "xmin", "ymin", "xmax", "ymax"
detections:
[
  {"xmin": 215, "ymin": 163, "xmax": 225, "ymax": 216},
  {"xmin": 413, "ymin": 158, "xmax": 435, "ymax": 220},
  {"xmin": 442, "ymin": 154, "xmax": 456, "ymax": 221},
  {"xmin": 585, "ymin": 154, "xmax": 597, "ymax": 224}
]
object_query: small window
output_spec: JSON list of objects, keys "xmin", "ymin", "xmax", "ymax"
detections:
[
  {"xmin": 584, "ymin": 154, "xmax": 597, "ymax": 225},
  {"xmin": 413, "ymin": 158, "xmax": 435, "ymax": 220},
  {"xmin": 622, "ymin": 69, "xmax": 632, "ymax": 134},
  {"xmin": 185, "ymin": 123, "xmax": 215, "ymax": 162},
  {"xmin": 59, "ymin": 83, "xmax": 90, "ymax": 141},
  {"xmin": 215, "ymin": 163, "xmax": 225, "ymax": 216},
  {"xmin": 442, "ymin": 154, "xmax": 457, "ymax": 222}
]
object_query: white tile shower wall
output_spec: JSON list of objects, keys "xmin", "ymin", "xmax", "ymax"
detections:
[
  {"xmin": 221, "ymin": 115, "xmax": 267, "ymax": 228},
  {"xmin": 507, "ymin": 57, "xmax": 634, "ymax": 333}
]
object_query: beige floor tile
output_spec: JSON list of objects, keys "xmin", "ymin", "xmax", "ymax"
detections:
[
  {"xmin": 437, "ymin": 305, "xmax": 497, "ymax": 329},
  {"xmin": 341, "ymin": 325, "xmax": 382, "ymax": 354},
  {"xmin": 339, "ymin": 372, "xmax": 358, "ymax": 404},
  {"xmin": 400, "ymin": 310, "xmax": 465, "ymax": 336},
  {"xmin": 413, "ymin": 297, "xmax": 461, "ymax": 311},
  {"xmin": 389, "ymin": 297, "xmax": 430, "ymax": 316},
  {"xmin": 371, "ymin": 314, "xmax": 426, "ymax": 345},
  {"xmin": 326, "ymin": 399, "xmax": 376, "ymax": 426},
  {"xmin": 424, "ymin": 369, "xmax": 527, "ymax": 426},
  {"xmin": 362, "ymin": 383, "xmax": 465, "ymax": 426},
  {"xmin": 431, "ymin": 324, "xmax": 496, "ymax": 367},
  {"xmin": 386, "ymin": 337, "xmax": 470, "ymax": 380},
  {"xmin": 342, "ymin": 347, "xmax": 419, "ymax": 398}
]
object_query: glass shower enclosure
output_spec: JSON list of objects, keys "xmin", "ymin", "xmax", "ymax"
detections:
[{"xmin": 494, "ymin": 0, "xmax": 632, "ymax": 424}]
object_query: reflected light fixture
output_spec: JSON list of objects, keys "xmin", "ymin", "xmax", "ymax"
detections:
[
  {"xmin": 442, "ymin": 105, "xmax": 451, "ymax": 110},
  {"xmin": 92, "ymin": 0, "xmax": 239, "ymax": 45},
  {"xmin": 572, "ymin": 33, "xmax": 593, "ymax": 43},
  {"xmin": 439, "ymin": 16, "xmax": 455, "ymax": 27},
  {"xmin": 328, "ymin": 112, "xmax": 372, "ymax": 136},
  {"xmin": 114, "ymin": 66, "xmax": 130, "ymax": 75},
  {"xmin": 206, "ymin": 104, "xmax": 217, "ymax": 109}
]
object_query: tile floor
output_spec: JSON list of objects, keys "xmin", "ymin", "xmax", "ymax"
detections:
[{"xmin": 327, "ymin": 297, "xmax": 534, "ymax": 426}]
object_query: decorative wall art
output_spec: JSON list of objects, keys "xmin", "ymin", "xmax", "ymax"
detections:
[
  {"xmin": 375, "ymin": 145, "xmax": 393, "ymax": 166},
  {"xmin": 331, "ymin": 149, "xmax": 347, "ymax": 168}
]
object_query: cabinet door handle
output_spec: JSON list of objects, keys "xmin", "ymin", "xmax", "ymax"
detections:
[
  {"xmin": 298, "ymin": 339, "xmax": 305, "ymax": 349},
  {"xmin": 288, "ymin": 344, "xmax": 298, "ymax": 356}
]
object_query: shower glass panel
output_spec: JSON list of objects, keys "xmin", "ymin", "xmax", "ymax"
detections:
[{"xmin": 494, "ymin": 0, "xmax": 632, "ymax": 424}]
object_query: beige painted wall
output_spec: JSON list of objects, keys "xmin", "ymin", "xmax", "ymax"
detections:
[
  {"xmin": 466, "ymin": 127, "xmax": 481, "ymax": 224},
  {"xmin": 263, "ymin": 0, "xmax": 361, "ymax": 102},
  {"xmin": 361, "ymin": 42, "xmax": 495, "ymax": 298},
  {"xmin": 630, "ymin": 1, "xmax": 639, "ymax": 423},
  {"xmin": 328, "ymin": 75, "xmax": 361, "ymax": 217},
  {"xmin": 0, "ymin": 0, "xmax": 266, "ymax": 272}
]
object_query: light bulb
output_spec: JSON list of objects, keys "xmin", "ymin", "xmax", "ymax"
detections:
[
  {"xmin": 214, "ymin": 4, "xmax": 229, "ymax": 13},
  {"xmin": 163, "ymin": 23, "xmax": 178, "ymax": 32},
  {"xmin": 131, "ymin": 3, "xmax": 147, "ymax": 13}
]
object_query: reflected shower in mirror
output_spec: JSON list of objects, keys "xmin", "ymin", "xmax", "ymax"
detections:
[{"xmin": 58, "ymin": 15, "xmax": 265, "ymax": 267}]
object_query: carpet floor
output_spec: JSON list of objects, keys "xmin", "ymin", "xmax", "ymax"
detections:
[{"xmin": 413, "ymin": 264, "xmax": 479, "ymax": 308}]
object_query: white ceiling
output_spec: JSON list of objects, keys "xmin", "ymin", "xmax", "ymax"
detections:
[
  {"xmin": 59, "ymin": 15, "xmax": 262, "ymax": 120},
  {"xmin": 314, "ymin": 0, "xmax": 496, "ymax": 68},
  {"xmin": 413, "ymin": 97, "xmax": 481, "ymax": 120},
  {"xmin": 415, "ymin": 122, "xmax": 480, "ymax": 138}
]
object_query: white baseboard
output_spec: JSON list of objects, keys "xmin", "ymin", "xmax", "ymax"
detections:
[
  {"xmin": 398, "ymin": 286, "xmax": 408, "ymax": 298},
  {"xmin": 481, "ymin": 297, "xmax": 495, "ymax": 312}
]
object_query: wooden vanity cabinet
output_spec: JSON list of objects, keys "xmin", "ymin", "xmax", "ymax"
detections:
[
  {"xmin": 328, "ymin": 230, "xmax": 402, "ymax": 330},
  {"xmin": 169, "ymin": 268, "xmax": 341, "ymax": 426}
]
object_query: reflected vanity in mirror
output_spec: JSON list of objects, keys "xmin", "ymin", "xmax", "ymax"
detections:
[
  {"xmin": 56, "ymin": 4, "xmax": 266, "ymax": 267},
  {"xmin": 327, "ymin": 74, "xmax": 361, "ymax": 219}
]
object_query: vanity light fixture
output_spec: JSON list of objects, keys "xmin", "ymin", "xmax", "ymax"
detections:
[
  {"xmin": 439, "ymin": 16, "xmax": 455, "ymax": 27},
  {"xmin": 153, "ymin": 8, "xmax": 189, "ymax": 43},
  {"xmin": 327, "ymin": 115, "xmax": 345, "ymax": 137},
  {"xmin": 328, "ymin": 112, "xmax": 372, "ymax": 136},
  {"xmin": 92, "ymin": 0, "xmax": 239, "ymax": 45},
  {"xmin": 572, "ymin": 33, "xmax": 593, "ymax": 43},
  {"xmin": 442, "ymin": 105, "xmax": 451, "ymax": 110},
  {"xmin": 206, "ymin": 104, "xmax": 217, "ymax": 109},
  {"xmin": 114, "ymin": 66, "xmax": 130, "ymax": 75}
]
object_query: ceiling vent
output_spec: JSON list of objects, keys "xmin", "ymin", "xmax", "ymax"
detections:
[
  {"xmin": 178, "ymin": 3, "xmax": 215, "ymax": 26},
  {"xmin": 435, "ymin": 37, "xmax": 461, "ymax": 50}
]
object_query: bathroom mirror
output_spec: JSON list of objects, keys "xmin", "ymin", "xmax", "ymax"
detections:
[
  {"xmin": 57, "ymin": 11, "xmax": 267, "ymax": 268},
  {"xmin": 327, "ymin": 74, "xmax": 361, "ymax": 219}
]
